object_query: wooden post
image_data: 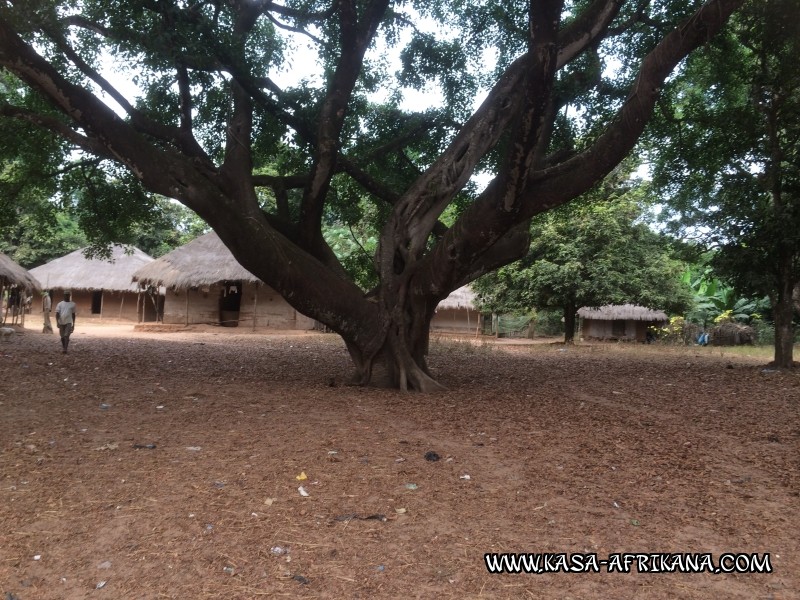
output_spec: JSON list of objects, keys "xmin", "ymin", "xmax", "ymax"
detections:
[
  {"xmin": 185, "ymin": 290, "xmax": 189, "ymax": 326},
  {"xmin": 119, "ymin": 292, "xmax": 125, "ymax": 319},
  {"xmin": 100, "ymin": 290, "xmax": 105, "ymax": 321},
  {"xmin": 136, "ymin": 290, "xmax": 142, "ymax": 323}
]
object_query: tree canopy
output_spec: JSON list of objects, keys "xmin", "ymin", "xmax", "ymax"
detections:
[
  {"xmin": 0, "ymin": 193, "xmax": 208, "ymax": 266},
  {"xmin": 649, "ymin": 0, "xmax": 800, "ymax": 367},
  {"xmin": 474, "ymin": 172, "xmax": 692, "ymax": 341},
  {"xmin": 0, "ymin": 0, "xmax": 743, "ymax": 389}
]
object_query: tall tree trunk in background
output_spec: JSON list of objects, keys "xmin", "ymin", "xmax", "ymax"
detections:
[
  {"xmin": 564, "ymin": 300, "xmax": 577, "ymax": 344},
  {"xmin": 773, "ymin": 254, "xmax": 796, "ymax": 368}
]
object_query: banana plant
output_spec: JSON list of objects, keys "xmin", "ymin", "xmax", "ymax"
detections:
[{"xmin": 682, "ymin": 267, "xmax": 768, "ymax": 326}]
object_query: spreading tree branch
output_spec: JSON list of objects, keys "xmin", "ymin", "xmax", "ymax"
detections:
[
  {"xmin": 298, "ymin": 0, "xmax": 391, "ymax": 244},
  {"xmin": 389, "ymin": 0, "xmax": 624, "ymax": 262},
  {"xmin": 414, "ymin": 0, "xmax": 744, "ymax": 299}
]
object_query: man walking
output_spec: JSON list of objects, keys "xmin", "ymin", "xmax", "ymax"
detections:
[
  {"xmin": 55, "ymin": 292, "xmax": 76, "ymax": 353},
  {"xmin": 42, "ymin": 291, "xmax": 53, "ymax": 334}
]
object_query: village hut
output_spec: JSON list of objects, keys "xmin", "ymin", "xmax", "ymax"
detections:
[
  {"xmin": 29, "ymin": 246, "xmax": 158, "ymax": 322},
  {"xmin": 578, "ymin": 304, "xmax": 668, "ymax": 342},
  {"xmin": 132, "ymin": 232, "xmax": 315, "ymax": 330},
  {"xmin": 431, "ymin": 286, "xmax": 483, "ymax": 335},
  {"xmin": 1, "ymin": 252, "xmax": 42, "ymax": 325}
]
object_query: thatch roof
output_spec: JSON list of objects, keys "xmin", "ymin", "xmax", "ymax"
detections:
[
  {"xmin": 0, "ymin": 253, "xmax": 41, "ymax": 292},
  {"xmin": 132, "ymin": 232, "xmax": 260, "ymax": 290},
  {"xmin": 437, "ymin": 286, "xmax": 478, "ymax": 310},
  {"xmin": 578, "ymin": 304, "xmax": 668, "ymax": 321},
  {"xmin": 30, "ymin": 246, "xmax": 154, "ymax": 292}
]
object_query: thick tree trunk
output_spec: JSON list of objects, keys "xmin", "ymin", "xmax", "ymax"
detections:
[{"xmin": 343, "ymin": 290, "xmax": 445, "ymax": 392}]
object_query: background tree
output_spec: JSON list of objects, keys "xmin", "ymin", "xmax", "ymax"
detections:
[
  {"xmin": 0, "ymin": 0, "xmax": 742, "ymax": 389},
  {"xmin": 0, "ymin": 194, "xmax": 208, "ymax": 266},
  {"xmin": 474, "ymin": 174, "xmax": 693, "ymax": 342},
  {"xmin": 0, "ymin": 209, "xmax": 85, "ymax": 268},
  {"xmin": 0, "ymin": 66, "xmax": 208, "ymax": 266},
  {"xmin": 649, "ymin": 0, "xmax": 800, "ymax": 367}
]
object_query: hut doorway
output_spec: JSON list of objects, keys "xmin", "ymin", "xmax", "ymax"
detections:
[
  {"xmin": 219, "ymin": 281, "xmax": 242, "ymax": 327},
  {"xmin": 91, "ymin": 291, "xmax": 103, "ymax": 315},
  {"xmin": 611, "ymin": 319, "xmax": 626, "ymax": 338}
]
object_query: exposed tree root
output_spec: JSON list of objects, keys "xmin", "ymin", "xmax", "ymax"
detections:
[{"xmin": 344, "ymin": 325, "xmax": 447, "ymax": 392}]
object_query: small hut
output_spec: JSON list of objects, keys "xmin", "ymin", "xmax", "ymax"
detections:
[
  {"xmin": 132, "ymin": 232, "xmax": 315, "ymax": 330},
  {"xmin": 1, "ymin": 253, "xmax": 42, "ymax": 325},
  {"xmin": 431, "ymin": 286, "xmax": 482, "ymax": 335},
  {"xmin": 578, "ymin": 304, "xmax": 668, "ymax": 342},
  {"xmin": 29, "ymin": 246, "xmax": 158, "ymax": 322}
]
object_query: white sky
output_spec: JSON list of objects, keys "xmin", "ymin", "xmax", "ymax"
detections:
[{"xmin": 270, "ymin": 20, "xmax": 493, "ymax": 114}]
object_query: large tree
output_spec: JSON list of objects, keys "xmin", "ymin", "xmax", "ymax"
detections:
[
  {"xmin": 649, "ymin": 0, "xmax": 799, "ymax": 368},
  {"xmin": 474, "ymin": 174, "xmax": 693, "ymax": 342},
  {"xmin": 0, "ymin": 0, "xmax": 742, "ymax": 389}
]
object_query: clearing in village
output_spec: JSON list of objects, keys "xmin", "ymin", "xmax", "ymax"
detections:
[{"xmin": 1, "ymin": 323, "xmax": 797, "ymax": 599}]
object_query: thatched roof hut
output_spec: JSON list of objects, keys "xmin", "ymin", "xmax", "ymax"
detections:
[
  {"xmin": 29, "ymin": 246, "xmax": 157, "ymax": 322},
  {"xmin": 0, "ymin": 252, "xmax": 41, "ymax": 292},
  {"xmin": 436, "ymin": 285, "xmax": 478, "ymax": 310},
  {"xmin": 578, "ymin": 304, "xmax": 668, "ymax": 342},
  {"xmin": 30, "ymin": 245, "xmax": 154, "ymax": 292},
  {"xmin": 131, "ymin": 232, "xmax": 315, "ymax": 330},
  {"xmin": 577, "ymin": 304, "xmax": 668, "ymax": 321},
  {"xmin": 432, "ymin": 285, "xmax": 483, "ymax": 334},
  {"xmin": 132, "ymin": 232, "xmax": 259, "ymax": 290},
  {"xmin": 1, "ymin": 253, "xmax": 41, "ymax": 325}
]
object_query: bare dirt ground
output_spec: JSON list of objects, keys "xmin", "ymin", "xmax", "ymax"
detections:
[{"xmin": 1, "ymin": 322, "xmax": 798, "ymax": 599}]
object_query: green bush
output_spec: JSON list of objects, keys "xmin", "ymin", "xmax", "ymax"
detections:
[
  {"xmin": 752, "ymin": 321, "xmax": 775, "ymax": 346},
  {"xmin": 535, "ymin": 309, "xmax": 564, "ymax": 336},
  {"xmin": 652, "ymin": 316, "xmax": 701, "ymax": 345}
]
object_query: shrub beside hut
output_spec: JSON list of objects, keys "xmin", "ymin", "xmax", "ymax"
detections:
[
  {"xmin": 578, "ymin": 304, "xmax": 668, "ymax": 342},
  {"xmin": 132, "ymin": 232, "xmax": 315, "ymax": 330},
  {"xmin": 709, "ymin": 321, "xmax": 756, "ymax": 346},
  {"xmin": 1, "ymin": 252, "xmax": 41, "ymax": 325},
  {"xmin": 29, "ymin": 246, "xmax": 158, "ymax": 322}
]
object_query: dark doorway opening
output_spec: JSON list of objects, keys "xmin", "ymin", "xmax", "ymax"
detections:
[
  {"xmin": 219, "ymin": 281, "xmax": 242, "ymax": 327},
  {"xmin": 612, "ymin": 319, "xmax": 626, "ymax": 338},
  {"xmin": 91, "ymin": 291, "xmax": 103, "ymax": 315}
]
